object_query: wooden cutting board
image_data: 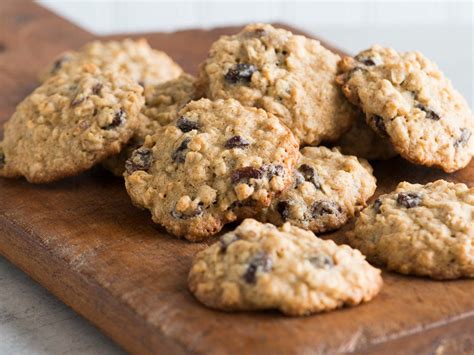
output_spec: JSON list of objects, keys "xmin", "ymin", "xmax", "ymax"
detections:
[{"xmin": 0, "ymin": 2, "xmax": 473, "ymax": 354}]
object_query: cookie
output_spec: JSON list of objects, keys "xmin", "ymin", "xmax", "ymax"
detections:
[
  {"xmin": 335, "ymin": 111, "xmax": 397, "ymax": 160},
  {"xmin": 350, "ymin": 180, "xmax": 474, "ymax": 279},
  {"xmin": 258, "ymin": 146, "xmax": 376, "ymax": 233},
  {"xmin": 188, "ymin": 218, "xmax": 383, "ymax": 316},
  {"xmin": 0, "ymin": 63, "xmax": 144, "ymax": 183},
  {"xmin": 103, "ymin": 73, "xmax": 196, "ymax": 176},
  {"xmin": 337, "ymin": 45, "xmax": 474, "ymax": 172},
  {"xmin": 124, "ymin": 98, "xmax": 300, "ymax": 241},
  {"xmin": 41, "ymin": 38, "xmax": 182, "ymax": 90},
  {"xmin": 196, "ymin": 23, "xmax": 357, "ymax": 145}
]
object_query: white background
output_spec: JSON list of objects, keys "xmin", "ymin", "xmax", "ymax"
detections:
[{"xmin": 1, "ymin": 1, "xmax": 473, "ymax": 354}]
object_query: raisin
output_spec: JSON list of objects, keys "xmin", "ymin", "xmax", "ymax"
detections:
[
  {"xmin": 231, "ymin": 167, "xmax": 263, "ymax": 184},
  {"xmin": 372, "ymin": 115, "xmax": 388, "ymax": 137},
  {"xmin": 92, "ymin": 83, "xmax": 103, "ymax": 95},
  {"xmin": 171, "ymin": 138, "xmax": 190, "ymax": 163},
  {"xmin": 454, "ymin": 128, "xmax": 471, "ymax": 148},
  {"xmin": 298, "ymin": 164, "xmax": 321, "ymax": 189},
  {"xmin": 309, "ymin": 255, "xmax": 334, "ymax": 269},
  {"xmin": 125, "ymin": 147, "xmax": 152, "ymax": 174},
  {"xmin": 276, "ymin": 201, "xmax": 290, "ymax": 220},
  {"xmin": 243, "ymin": 252, "xmax": 272, "ymax": 284},
  {"xmin": 171, "ymin": 204, "xmax": 203, "ymax": 220},
  {"xmin": 220, "ymin": 234, "xmax": 239, "ymax": 252},
  {"xmin": 416, "ymin": 104, "xmax": 440, "ymax": 121},
  {"xmin": 225, "ymin": 136, "xmax": 250, "ymax": 149},
  {"xmin": 230, "ymin": 198, "xmax": 256, "ymax": 209},
  {"xmin": 265, "ymin": 164, "xmax": 285, "ymax": 179},
  {"xmin": 105, "ymin": 109, "xmax": 126, "ymax": 129},
  {"xmin": 373, "ymin": 198, "xmax": 382, "ymax": 214},
  {"xmin": 311, "ymin": 201, "xmax": 341, "ymax": 217},
  {"xmin": 397, "ymin": 192, "xmax": 422, "ymax": 208},
  {"xmin": 176, "ymin": 116, "xmax": 199, "ymax": 132},
  {"xmin": 224, "ymin": 63, "xmax": 257, "ymax": 84},
  {"xmin": 293, "ymin": 170, "xmax": 305, "ymax": 187},
  {"xmin": 354, "ymin": 54, "xmax": 379, "ymax": 66},
  {"xmin": 70, "ymin": 96, "xmax": 85, "ymax": 107},
  {"xmin": 0, "ymin": 152, "xmax": 5, "ymax": 169},
  {"xmin": 51, "ymin": 55, "xmax": 70, "ymax": 74}
]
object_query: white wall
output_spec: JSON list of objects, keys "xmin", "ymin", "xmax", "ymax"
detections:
[{"xmin": 38, "ymin": 0, "xmax": 473, "ymax": 106}]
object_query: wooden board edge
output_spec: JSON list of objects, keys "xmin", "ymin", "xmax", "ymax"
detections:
[{"xmin": 0, "ymin": 214, "xmax": 186, "ymax": 355}]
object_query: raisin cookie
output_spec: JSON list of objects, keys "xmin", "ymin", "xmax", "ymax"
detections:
[
  {"xmin": 188, "ymin": 218, "xmax": 382, "ymax": 316},
  {"xmin": 335, "ymin": 111, "xmax": 397, "ymax": 160},
  {"xmin": 103, "ymin": 73, "xmax": 196, "ymax": 176},
  {"xmin": 337, "ymin": 45, "xmax": 474, "ymax": 172},
  {"xmin": 350, "ymin": 180, "xmax": 474, "ymax": 279},
  {"xmin": 124, "ymin": 98, "xmax": 300, "ymax": 241},
  {"xmin": 41, "ymin": 38, "xmax": 182, "ymax": 89},
  {"xmin": 0, "ymin": 64, "xmax": 144, "ymax": 183},
  {"xmin": 197, "ymin": 23, "xmax": 357, "ymax": 145},
  {"xmin": 258, "ymin": 146, "xmax": 376, "ymax": 233}
]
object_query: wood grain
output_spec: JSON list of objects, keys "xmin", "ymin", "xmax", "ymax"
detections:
[{"xmin": 0, "ymin": 2, "xmax": 473, "ymax": 354}]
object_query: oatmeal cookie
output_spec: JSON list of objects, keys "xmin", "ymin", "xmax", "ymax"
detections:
[
  {"xmin": 258, "ymin": 146, "xmax": 376, "ymax": 232},
  {"xmin": 124, "ymin": 98, "xmax": 300, "ymax": 241},
  {"xmin": 0, "ymin": 63, "xmax": 144, "ymax": 183},
  {"xmin": 41, "ymin": 38, "xmax": 182, "ymax": 89},
  {"xmin": 188, "ymin": 218, "xmax": 382, "ymax": 315},
  {"xmin": 197, "ymin": 23, "xmax": 357, "ymax": 145},
  {"xmin": 337, "ymin": 45, "xmax": 474, "ymax": 172},
  {"xmin": 350, "ymin": 180, "xmax": 474, "ymax": 279}
]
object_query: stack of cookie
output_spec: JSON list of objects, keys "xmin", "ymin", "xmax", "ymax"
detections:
[{"xmin": 0, "ymin": 24, "xmax": 472, "ymax": 317}]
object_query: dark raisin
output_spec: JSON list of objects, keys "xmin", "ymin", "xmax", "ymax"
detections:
[
  {"xmin": 276, "ymin": 201, "xmax": 290, "ymax": 220},
  {"xmin": 51, "ymin": 55, "xmax": 69, "ymax": 74},
  {"xmin": 176, "ymin": 116, "xmax": 199, "ymax": 132},
  {"xmin": 92, "ymin": 83, "xmax": 103, "ymax": 95},
  {"xmin": 225, "ymin": 136, "xmax": 250, "ymax": 149},
  {"xmin": 171, "ymin": 138, "xmax": 191, "ymax": 163},
  {"xmin": 264, "ymin": 164, "xmax": 285, "ymax": 179},
  {"xmin": 298, "ymin": 164, "xmax": 321, "ymax": 189},
  {"xmin": 224, "ymin": 63, "xmax": 257, "ymax": 84},
  {"xmin": 373, "ymin": 198, "xmax": 382, "ymax": 214},
  {"xmin": 106, "ymin": 109, "xmax": 126, "ymax": 129},
  {"xmin": 70, "ymin": 96, "xmax": 85, "ymax": 107},
  {"xmin": 125, "ymin": 147, "xmax": 152, "ymax": 174},
  {"xmin": 397, "ymin": 192, "xmax": 422, "ymax": 208},
  {"xmin": 0, "ymin": 152, "xmax": 5, "ymax": 169},
  {"xmin": 416, "ymin": 104, "xmax": 440, "ymax": 121},
  {"xmin": 231, "ymin": 167, "xmax": 263, "ymax": 184},
  {"xmin": 309, "ymin": 255, "xmax": 334, "ymax": 269},
  {"xmin": 293, "ymin": 170, "xmax": 305, "ymax": 187},
  {"xmin": 220, "ymin": 234, "xmax": 239, "ymax": 252},
  {"xmin": 372, "ymin": 115, "xmax": 388, "ymax": 137},
  {"xmin": 229, "ymin": 199, "xmax": 256, "ymax": 209},
  {"xmin": 243, "ymin": 252, "xmax": 272, "ymax": 284},
  {"xmin": 311, "ymin": 201, "xmax": 342, "ymax": 217},
  {"xmin": 454, "ymin": 128, "xmax": 471, "ymax": 148},
  {"xmin": 354, "ymin": 54, "xmax": 378, "ymax": 66},
  {"xmin": 171, "ymin": 204, "xmax": 203, "ymax": 220}
]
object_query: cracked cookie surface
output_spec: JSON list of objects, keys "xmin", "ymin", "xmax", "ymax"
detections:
[
  {"xmin": 124, "ymin": 98, "xmax": 299, "ymax": 241},
  {"xmin": 350, "ymin": 180, "xmax": 474, "ymax": 279},
  {"xmin": 258, "ymin": 146, "xmax": 376, "ymax": 233},
  {"xmin": 41, "ymin": 38, "xmax": 183, "ymax": 90},
  {"xmin": 103, "ymin": 73, "xmax": 196, "ymax": 176},
  {"xmin": 197, "ymin": 23, "xmax": 357, "ymax": 145},
  {"xmin": 0, "ymin": 64, "xmax": 144, "ymax": 183},
  {"xmin": 337, "ymin": 45, "xmax": 474, "ymax": 172},
  {"xmin": 188, "ymin": 218, "xmax": 382, "ymax": 315}
]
